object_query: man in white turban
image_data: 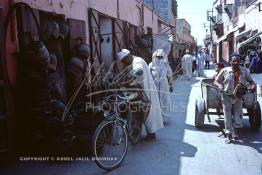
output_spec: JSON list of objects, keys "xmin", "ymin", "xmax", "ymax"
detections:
[
  {"xmin": 181, "ymin": 50, "xmax": 193, "ymax": 80},
  {"xmin": 117, "ymin": 49, "xmax": 163, "ymax": 141},
  {"xmin": 149, "ymin": 49, "xmax": 173, "ymax": 124}
]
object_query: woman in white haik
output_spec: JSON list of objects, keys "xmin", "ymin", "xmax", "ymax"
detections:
[{"xmin": 149, "ymin": 49, "xmax": 173, "ymax": 124}]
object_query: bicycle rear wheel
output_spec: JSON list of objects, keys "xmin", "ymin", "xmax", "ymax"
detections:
[
  {"xmin": 127, "ymin": 111, "xmax": 143, "ymax": 144},
  {"xmin": 92, "ymin": 120, "xmax": 128, "ymax": 171}
]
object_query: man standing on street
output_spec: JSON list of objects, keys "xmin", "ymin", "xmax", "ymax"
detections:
[
  {"xmin": 204, "ymin": 49, "xmax": 210, "ymax": 69},
  {"xmin": 181, "ymin": 50, "xmax": 193, "ymax": 80},
  {"xmin": 197, "ymin": 50, "xmax": 205, "ymax": 77},
  {"xmin": 214, "ymin": 53, "xmax": 256, "ymax": 143},
  {"xmin": 192, "ymin": 52, "xmax": 198, "ymax": 76},
  {"xmin": 117, "ymin": 49, "xmax": 164, "ymax": 141}
]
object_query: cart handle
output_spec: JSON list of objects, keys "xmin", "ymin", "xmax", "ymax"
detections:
[
  {"xmin": 201, "ymin": 82, "xmax": 219, "ymax": 90},
  {"xmin": 202, "ymin": 82, "xmax": 255, "ymax": 95}
]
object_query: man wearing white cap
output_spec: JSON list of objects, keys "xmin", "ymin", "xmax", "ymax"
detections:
[{"xmin": 117, "ymin": 49, "xmax": 164, "ymax": 141}]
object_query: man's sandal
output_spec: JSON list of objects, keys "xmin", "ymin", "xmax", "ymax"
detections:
[{"xmin": 225, "ymin": 135, "xmax": 232, "ymax": 144}]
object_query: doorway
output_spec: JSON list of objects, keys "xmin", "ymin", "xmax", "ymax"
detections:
[{"xmin": 0, "ymin": 6, "xmax": 8, "ymax": 153}]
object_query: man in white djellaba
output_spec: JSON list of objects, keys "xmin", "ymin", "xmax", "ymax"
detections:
[
  {"xmin": 181, "ymin": 50, "xmax": 193, "ymax": 80},
  {"xmin": 149, "ymin": 49, "xmax": 173, "ymax": 125},
  {"xmin": 117, "ymin": 49, "xmax": 164, "ymax": 141},
  {"xmin": 197, "ymin": 49, "xmax": 206, "ymax": 77}
]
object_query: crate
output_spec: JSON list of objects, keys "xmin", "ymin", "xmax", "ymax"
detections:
[
  {"xmin": 242, "ymin": 91, "xmax": 256, "ymax": 109},
  {"xmin": 201, "ymin": 79, "xmax": 221, "ymax": 109}
]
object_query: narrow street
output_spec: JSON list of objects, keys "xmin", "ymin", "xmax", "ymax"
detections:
[
  {"xmin": 1, "ymin": 1, "xmax": 262, "ymax": 175},
  {"xmin": 1, "ymin": 68, "xmax": 261, "ymax": 175}
]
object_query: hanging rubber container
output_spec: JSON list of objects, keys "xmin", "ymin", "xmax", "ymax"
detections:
[
  {"xmin": 76, "ymin": 43, "xmax": 91, "ymax": 59},
  {"xmin": 48, "ymin": 53, "xmax": 58, "ymax": 72},
  {"xmin": 31, "ymin": 41, "xmax": 50, "ymax": 71},
  {"xmin": 67, "ymin": 57, "xmax": 84, "ymax": 76}
]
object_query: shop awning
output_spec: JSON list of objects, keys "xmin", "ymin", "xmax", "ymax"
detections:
[
  {"xmin": 215, "ymin": 34, "xmax": 227, "ymax": 43},
  {"xmin": 174, "ymin": 42, "xmax": 186, "ymax": 50},
  {"xmin": 237, "ymin": 31, "xmax": 262, "ymax": 49},
  {"xmin": 227, "ymin": 26, "xmax": 239, "ymax": 35},
  {"xmin": 214, "ymin": 26, "xmax": 238, "ymax": 44},
  {"xmin": 235, "ymin": 29, "xmax": 252, "ymax": 41}
]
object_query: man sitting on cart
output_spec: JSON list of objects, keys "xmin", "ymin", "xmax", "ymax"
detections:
[{"xmin": 214, "ymin": 53, "xmax": 256, "ymax": 143}]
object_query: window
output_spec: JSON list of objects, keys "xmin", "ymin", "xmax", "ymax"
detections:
[
  {"xmin": 147, "ymin": 27, "xmax": 152, "ymax": 35},
  {"xmin": 157, "ymin": 20, "xmax": 162, "ymax": 33}
]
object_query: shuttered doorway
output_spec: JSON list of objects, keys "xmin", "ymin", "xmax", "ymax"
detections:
[
  {"xmin": 0, "ymin": 6, "xmax": 8, "ymax": 153},
  {"xmin": 113, "ymin": 18, "xmax": 127, "ymax": 74}
]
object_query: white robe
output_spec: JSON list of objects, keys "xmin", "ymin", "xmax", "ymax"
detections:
[
  {"xmin": 149, "ymin": 49, "xmax": 173, "ymax": 122},
  {"xmin": 197, "ymin": 53, "xmax": 205, "ymax": 76},
  {"xmin": 132, "ymin": 56, "xmax": 164, "ymax": 133},
  {"xmin": 181, "ymin": 54, "xmax": 193, "ymax": 79}
]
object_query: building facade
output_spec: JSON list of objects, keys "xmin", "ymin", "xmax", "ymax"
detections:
[
  {"xmin": 143, "ymin": 0, "xmax": 177, "ymax": 26},
  {"xmin": 175, "ymin": 18, "xmax": 196, "ymax": 57},
  {"xmin": 211, "ymin": 0, "xmax": 262, "ymax": 62},
  {"xmin": 0, "ymin": 0, "xmax": 176, "ymax": 154}
]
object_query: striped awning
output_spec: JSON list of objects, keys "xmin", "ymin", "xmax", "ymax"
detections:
[
  {"xmin": 237, "ymin": 31, "xmax": 262, "ymax": 49},
  {"xmin": 235, "ymin": 29, "xmax": 252, "ymax": 42}
]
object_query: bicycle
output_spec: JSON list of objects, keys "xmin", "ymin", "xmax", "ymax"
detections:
[{"xmin": 92, "ymin": 83, "xmax": 150, "ymax": 171}]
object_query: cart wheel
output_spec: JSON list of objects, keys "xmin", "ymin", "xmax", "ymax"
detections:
[
  {"xmin": 248, "ymin": 101, "xmax": 261, "ymax": 131},
  {"xmin": 195, "ymin": 98, "xmax": 205, "ymax": 128}
]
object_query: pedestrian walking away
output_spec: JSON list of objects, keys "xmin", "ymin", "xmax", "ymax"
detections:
[
  {"xmin": 181, "ymin": 50, "xmax": 193, "ymax": 80},
  {"xmin": 192, "ymin": 52, "xmax": 198, "ymax": 76},
  {"xmin": 197, "ymin": 50, "xmax": 205, "ymax": 77},
  {"xmin": 204, "ymin": 49, "xmax": 210, "ymax": 69}
]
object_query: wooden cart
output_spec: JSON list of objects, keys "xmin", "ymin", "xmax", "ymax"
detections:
[{"xmin": 195, "ymin": 78, "xmax": 261, "ymax": 131}]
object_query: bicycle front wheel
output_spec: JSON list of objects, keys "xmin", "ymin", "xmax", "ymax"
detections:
[{"xmin": 92, "ymin": 120, "xmax": 128, "ymax": 171}]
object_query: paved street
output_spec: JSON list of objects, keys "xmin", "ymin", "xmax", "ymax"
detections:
[{"xmin": 1, "ymin": 68, "xmax": 262, "ymax": 175}]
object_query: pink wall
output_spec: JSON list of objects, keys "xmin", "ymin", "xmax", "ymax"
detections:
[
  {"xmin": 119, "ymin": 0, "xmax": 141, "ymax": 26},
  {"xmin": 143, "ymin": 6, "xmax": 154, "ymax": 32},
  {"xmin": 143, "ymin": 4, "xmax": 171, "ymax": 34},
  {"xmin": 15, "ymin": 0, "xmax": 90, "ymax": 42},
  {"xmin": 15, "ymin": 0, "xmax": 89, "ymax": 20},
  {"xmin": 14, "ymin": 0, "xmax": 171, "ymax": 42},
  {"xmin": 90, "ymin": 0, "xmax": 117, "ymax": 18},
  {"xmin": 90, "ymin": 0, "xmax": 141, "ymax": 27}
]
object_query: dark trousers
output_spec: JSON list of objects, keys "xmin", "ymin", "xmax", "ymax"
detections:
[{"xmin": 205, "ymin": 60, "xmax": 210, "ymax": 69}]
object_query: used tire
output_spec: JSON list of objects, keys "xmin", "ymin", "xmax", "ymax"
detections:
[
  {"xmin": 195, "ymin": 98, "xmax": 205, "ymax": 128},
  {"xmin": 248, "ymin": 101, "xmax": 261, "ymax": 131}
]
